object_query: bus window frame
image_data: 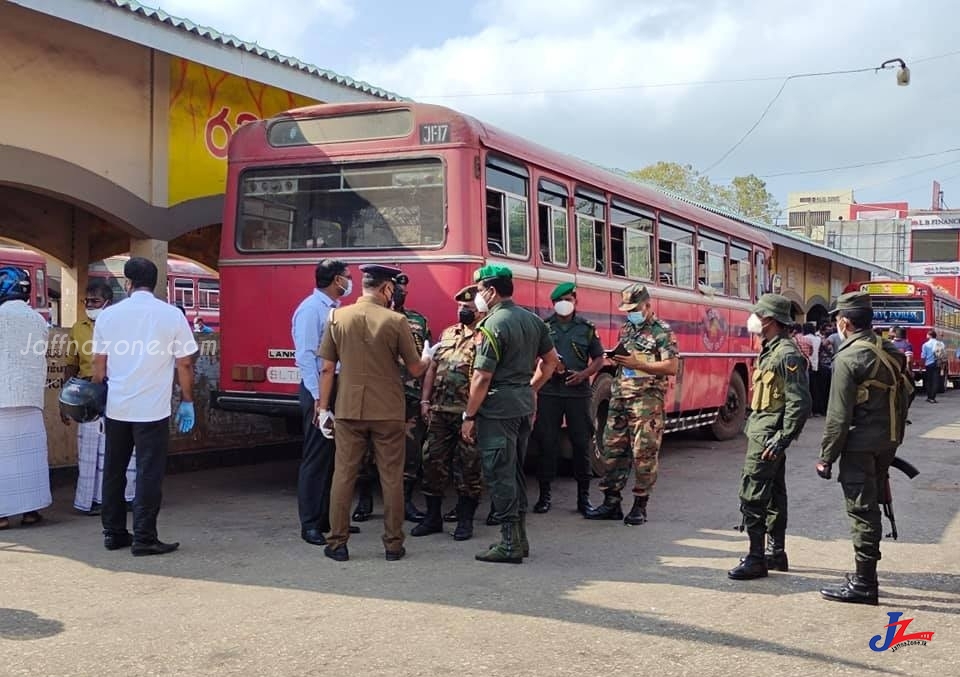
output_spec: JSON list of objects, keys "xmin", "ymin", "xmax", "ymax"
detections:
[
  {"xmin": 657, "ymin": 216, "xmax": 696, "ymax": 290},
  {"xmin": 234, "ymin": 155, "xmax": 449, "ymax": 254},
  {"xmin": 174, "ymin": 277, "xmax": 196, "ymax": 309},
  {"xmin": 609, "ymin": 197, "xmax": 654, "ymax": 282},
  {"xmin": 729, "ymin": 242, "xmax": 752, "ymax": 300},
  {"xmin": 536, "ymin": 177, "xmax": 570, "ymax": 268},
  {"xmin": 198, "ymin": 278, "xmax": 220, "ymax": 310},
  {"xmin": 697, "ymin": 229, "xmax": 728, "ymax": 295},
  {"xmin": 484, "ymin": 154, "xmax": 531, "ymax": 261},
  {"xmin": 575, "ymin": 186, "xmax": 607, "ymax": 274}
]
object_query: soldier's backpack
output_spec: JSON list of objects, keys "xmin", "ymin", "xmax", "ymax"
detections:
[{"xmin": 857, "ymin": 335, "xmax": 914, "ymax": 447}]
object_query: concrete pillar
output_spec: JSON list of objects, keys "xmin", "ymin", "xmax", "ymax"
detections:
[
  {"xmin": 129, "ymin": 238, "xmax": 169, "ymax": 301},
  {"xmin": 60, "ymin": 212, "xmax": 90, "ymax": 329}
]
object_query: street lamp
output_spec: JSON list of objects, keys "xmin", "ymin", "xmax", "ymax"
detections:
[{"xmin": 878, "ymin": 58, "xmax": 910, "ymax": 86}]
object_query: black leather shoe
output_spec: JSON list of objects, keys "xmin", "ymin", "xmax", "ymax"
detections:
[
  {"xmin": 623, "ymin": 496, "xmax": 648, "ymax": 526},
  {"xmin": 532, "ymin": 481, "xmax": 551, "ymax": 514},
  {"xmin": 104, "ymin": 532, "xmax": 132, "ymax": 551},
  {"xmin": 820, "ymin": 575, "xmax": 878, "ymax": 605},
  {"xmin": 584, "ymin": 496, "xmax": 623, "ymax": 520},
  {"xmin": 727, "ymin": 555, "xmax": 768, "ymax": 580},
  {"xmin": 324, "ymin": 544, "xmax": 349, "ymax": 562},
  {"xmin": 765, "ymin": 550, "xmax": 789, "ymax": 572},
  {"xmin": 319, "ymin": 522, "xmax": 361, "ymax": 535},
  {"xmin": 385, "ymin": 547, "xmax": 406, "ymax": 561},
  {"xmin": 131, "ymin": 540, "xmax": 180, "ymax": 557},
  {"xmin": 443, "ymin": 507, "xmax": 459, "ymax": 523},
  {"xmin": 301, "ymin": 528, "xmax": 327, "ymax": 546}
]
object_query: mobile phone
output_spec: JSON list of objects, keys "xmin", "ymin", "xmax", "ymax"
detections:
[{"xmin": 604, "ymin": 341, "xmax": 629, "ymax": 358}]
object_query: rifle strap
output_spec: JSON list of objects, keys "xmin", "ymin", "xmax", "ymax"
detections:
[{"xmin": 856, "ymin": 336, "xmax": 904, "ymax": 444}]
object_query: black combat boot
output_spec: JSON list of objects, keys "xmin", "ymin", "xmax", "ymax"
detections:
[
  {"xmin": 533, "ymin": 481, "xmax": 551, "ymax": 513},
  {"xmin": 485, "ymin": 500, "xmax": 501, "ymax": 525},
  {"xmin": 453, "ymin": 496, "xmax": 478, "ymax": 541},
  {"xmin": 576, "ymin": 480, "xmax": 593, "ymax": 515},
  {"xmin": 443, "ymin": 505, "xmax": 459, "ymax": 523},
  {"xmin": 623, "ymin": 495, "xmax": 648, "ymax": 526},
  {"xmin": 584, "ymin": 492, "xmax": 623, "ymax": 520},
  {"xmin": 352, "ymin": 479, "xmax": 373, "ymax": 522},
  {"xmin": 410, "ymin": 496, "xmax": 444, "ymax": 536},
  {"xmin": 765, "ymin": 533, "xmax": 789, "ymax": 572},
  {"xmin": 404, "ymin": 479, "xmax": 426, "ymax": 523},
  {"xmin": 475, "ymin": 521, "xmax": 523, "ymax": 564},
  {"xmin": 727, "ymin": 531, "xmax": 768, "ymax": 580},
  {"xmin": 820, "ymin": 560, "xmax": 879, "ymax": 605}
]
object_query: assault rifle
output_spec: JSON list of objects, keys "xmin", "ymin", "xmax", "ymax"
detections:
[{"xmin": 883, "ymin": 456, "xmax": 919, "ymax": 540}]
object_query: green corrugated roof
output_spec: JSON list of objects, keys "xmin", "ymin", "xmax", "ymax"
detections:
[{"xmin": 98, "ymin": 0, "xmax": 408, "ymax": 102}]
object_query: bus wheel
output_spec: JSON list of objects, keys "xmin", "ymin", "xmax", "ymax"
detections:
[
  {"xmin": 589, "ymin": 373, "xmax": 613, "ymax": 478},
  {"xmin": 710, "ymin": 372, "xmax": 747, "ymax": 441}
]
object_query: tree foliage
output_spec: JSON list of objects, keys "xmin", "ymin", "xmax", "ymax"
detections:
[{"xmin": 629, "ymin": 162, "xmax": 779, "ymax": 224}]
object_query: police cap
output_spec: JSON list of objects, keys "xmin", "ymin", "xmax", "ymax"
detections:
[
  {"xmin": 828, "ymin": 291, "xmax": 872, "ymax": 317},
  {"xmin": 550, "ymin": 281, "xmax": 576, "ymax": 302},
  {"xmin": 454, "ymin": 285, "xmax": 478, "ymax": 302},
  {"xmin": 359, "ymin": 264, "xmax": 403, "ymax": 284}
]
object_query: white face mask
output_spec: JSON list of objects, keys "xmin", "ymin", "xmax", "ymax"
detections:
[
  {"xmin": 338, "ymin": 277, "xmax": 352, "ymax": 297},
  {"xmin": 86, "ymin": 308, "xmax": 102, "ymax": 321},
  {"xmin": 475, "ymin": 289, "xmax": 491, "ymax": 313},
  {"xmin": 747, "ymin": 313, "xmax": 765, "ymax": 335},
  {"xmin": 837, "ymin": 319, "xmax": 848, "ymax": 341},
  {"xmin": 554, "ymin": 300, "xmax": 575, "ymax": 316}
]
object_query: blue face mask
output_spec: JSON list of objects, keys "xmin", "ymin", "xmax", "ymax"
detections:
[{"xmin": 626, "ymin": 311, "xmax": 645, "ymax": 325}]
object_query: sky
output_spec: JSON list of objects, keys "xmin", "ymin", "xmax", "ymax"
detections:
[{"xmin": 154, "ymin": 0, "xmax": 960, "ymax": 220}]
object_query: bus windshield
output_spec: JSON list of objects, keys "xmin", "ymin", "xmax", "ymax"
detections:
[
  {"xmin": 871, "ymin": 297, "xmax": 926, "ymax": 325},
  {"xmin": 236, "ymin": 159, "xmax": 445, "ymax": 252}
]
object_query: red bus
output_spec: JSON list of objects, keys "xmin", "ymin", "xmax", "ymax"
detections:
[
  {"xmin": 0, "ymin": 244, "xmax": 50, "ymax": 322},
  {"xmin": 89, "ymin": 255, "xmax": 221, "ymax": 330},
  {"xmin": 214, "ymin": 102, "xmax": 774, "ymax": 442},
  {"xmin": 846, "ymin": 279, "xmax": 959, "ymax": 391}
]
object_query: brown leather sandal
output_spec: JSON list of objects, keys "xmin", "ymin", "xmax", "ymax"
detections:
[{"xmin": 21, "ymin": 511, "xmax": 43, "ymax": 526}]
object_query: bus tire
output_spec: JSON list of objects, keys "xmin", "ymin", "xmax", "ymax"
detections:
[
  {"xmin": 709, "ymin": 371, "xmax": 747, "ymax": 441},
  {"xmin": 589, "ymin": 372, "xmax": 613, "ymax": 478}
]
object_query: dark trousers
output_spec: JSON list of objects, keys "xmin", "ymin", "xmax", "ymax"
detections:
[
  {"xmin": 477, "ymin": 415, "xmax": 531, "ymax": 524},
  {"xmin": 532, "ymin": 394, "xmax": 593, "ymax": 483},
  {"xmin": 838, "ymin": 448, "xmax": 896, "ymax": 563},
  {"xmin": 738, "ymin": 439, "xmax": 787, "ymax": 543},
  {"xmin": 811, "ymin": 369, "xmax": 830, "ymax": 415},
  {"xmin": 924, "ymin": 364, "xmax": 939, "ymax": 399},
  {"xmin": 298, "ymin": 381, "xmax": 337, "ymax": 532},
  {"xmin": 101, "ymin": 417, "xmax": 169, "ymax": 544}
]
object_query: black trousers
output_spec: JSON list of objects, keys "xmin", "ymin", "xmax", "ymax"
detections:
[
  {"xmin": 101, "ymin": 417, "xmax": 169, "ymax": 544},
  {"xmin": 298, "ymin": 380, "xmax": 337, "ymax": 532},
  {"xmin": 811, "ymin": 369, "xmax": 831, "ymax": 415},
  {"xmin": 924, "ymin": 364, "xmax": 939, "ymax": 399},
  {"xmin": 532, "ymin": 393, "xmax": 593, "ymax": 483}
]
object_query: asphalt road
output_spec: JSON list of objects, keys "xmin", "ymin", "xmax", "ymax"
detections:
[{"xmin": 2, "ymin": 397, "xmax": 957, "ymax": 677}]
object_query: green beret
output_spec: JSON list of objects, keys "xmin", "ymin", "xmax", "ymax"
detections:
[
  {"xmin": 454, "ymin": 285, "xmax": 477, "ymax": 302},
  {"xmin": 550, "ymin": 282, "xmax": 576, "ymax": 302},
  {"xmin": 473, "ymin": 264, "xmax": 513, "ymax": 283},
  {"xmin": 829, "ymin": 291, "xmax": 872, "ymax": 317}
]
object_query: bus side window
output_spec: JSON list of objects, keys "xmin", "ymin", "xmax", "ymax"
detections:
[
  {"xmin": 575, "ymin": 188, "xmax": 605, "ymax": 273},
  {"xmin": 610, "ymin": 199, "xmax": 653, "ymax": 280},
  {"xmin": 754, "ymin": 250, "xmax": 768, "ymax": 299},
  {"xmin": 658, "ymin": 221, "xmax": 694, "ymax": 288},
  {"xmin": 697, "ymin": 231, "xmax": 727, "ymax": 294},
  {"xmin": 537, "ymin": 179, "xmax": 569, "ymax": 267},
  {"xmin": 729, "ymin": 244, "xmax": 752, "ymax": 299},
  {"xmin": 485, "ymin": 157, "xmax": 529, "ymax": 259},
  {"xmin": 199, "ymin": 278, "xmax": 220, "ymax": 309},
  {"xmin": 174, "ymin": 278, "xmax": 195, "ymax": 308}
]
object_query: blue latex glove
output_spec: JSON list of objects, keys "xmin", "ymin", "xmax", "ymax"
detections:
[{"xmin": 175, "ymin": 401, "xmax": 195, "ymax": 433}]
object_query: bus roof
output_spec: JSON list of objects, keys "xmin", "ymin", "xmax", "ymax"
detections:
[
  {"xmin": 89, "ymin": 255, "xmax": 218, "ymax": 278},
  {"xmin": 0, "ymin": 244, "xmax": 46, "ymax": 265}
]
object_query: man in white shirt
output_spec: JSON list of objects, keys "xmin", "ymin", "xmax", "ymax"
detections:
[{"xmin": 93, "ymin": 257, "xmax": 198, "ymax": 556}]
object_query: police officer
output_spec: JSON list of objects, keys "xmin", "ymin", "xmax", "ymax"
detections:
[
  {"xmin": 461, "ymin": 265, "xmax": 559, "ymax": 564},
  {"xmin": 532, "ymin": 282, "xmax": 605, "ymax": 515},
  {"xmin": 817, "ymin": 291, "xmax": 910, "ymax": 606},
  {"xmin": 585, "ymin": 284, "xmax": 679, "ymax": 525},
  {"xmin": 411, "ymin": 285, "xmax": 485, "ymax": 541},
  {"xmin": 316, "ymin": 264, "xmax": 438, "ymax": 562},
  {"xmin": 728, "ymin": 293, "xmax": 811, "ymax": 580}
]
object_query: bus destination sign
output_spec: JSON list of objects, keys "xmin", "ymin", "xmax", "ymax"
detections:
[
  {"xmin": 419, "ymin": 123, "xmax": 450, "ymax": 145},
  {"xmin": 872, "ymin": 309, "xmax": 925, "ymax": 325},
  {"xmin": 859, "ymin": 282, "xmax": 915, "ymax": 296}
]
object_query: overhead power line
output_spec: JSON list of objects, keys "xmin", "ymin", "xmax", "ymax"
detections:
[{"xmin": 718, "ymin": 147, "xmax": 960, "ymax": 180}]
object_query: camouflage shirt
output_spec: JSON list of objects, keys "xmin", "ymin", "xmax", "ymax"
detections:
[
  {"xmin": 744, "ymin": 332, "xmax": 811, "ymax": 446},
  {"xmin": 610, "ymin": 314, "xmax": 679, "ymax": 400},
  {"xmin": 401, "ymin": 308, "xmax": 432, "ymax": 401},
  {"xmin": 429, "ymin": 323, "xmax": 476, "ymax": 413}
]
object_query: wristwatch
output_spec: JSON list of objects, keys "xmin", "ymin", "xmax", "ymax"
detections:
[{"xmin": 462, "ymin": 412, "xmax": 476, "ymax": 421}]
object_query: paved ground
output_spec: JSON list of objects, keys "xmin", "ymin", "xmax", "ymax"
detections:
[{"xmin": 2, "ymin": 397, "xmax": 958, "ymax": 677}]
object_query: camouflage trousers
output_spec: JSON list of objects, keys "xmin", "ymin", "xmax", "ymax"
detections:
[
  {"xmin": 598, "ymin": 395, "xmax": 664, "ymax": 498},
  {"xmin": 838, "ymin": 447, "xmax": 897, "ymax": 563},
  {"xmin": 357, "ymin": 398, "xmax": 425, "ymax": 483},
  {"xmin": 738, "ymin": 438, "xmax": 787, "ymax": 540},
  {"xmin": 421, "ymin": 410, "xmax": 483, "ymax": 499}
]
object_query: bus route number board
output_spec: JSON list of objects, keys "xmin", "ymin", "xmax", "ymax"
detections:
[
  {"xmin": 419, "ymin": 123, "xmax": 450, "ymax": 145},
  {"xmin": 267, "ymin": 366, "xmax": 301, "ymax": 384}
]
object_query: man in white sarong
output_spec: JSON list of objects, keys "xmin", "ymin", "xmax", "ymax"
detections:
[
  {"xmin": 63, "ymin": 280, "xmax": 136, "ymax": 515},
  {"xmin": 0, "ymin": 266, "xmax": 51, "ymax": 530}
]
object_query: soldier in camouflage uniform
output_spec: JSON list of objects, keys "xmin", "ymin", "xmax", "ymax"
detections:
[
  {"xmin": 728, "ymin": 293, "xmax": 810, "ymax": 581},
  {"xmin": 411, "ymin": 285, "xmax": 485, "ymax": 541},
  {"xmin": 585, "ymin": 284, "xmax": 679, "ymax": 525},
  {"xmin": 817, "ymin": 292, "xmax": 910, "ymax": 606},
  {"xmin": 350, "ymin": 273, "xmax": 432, "ymax": 524}
]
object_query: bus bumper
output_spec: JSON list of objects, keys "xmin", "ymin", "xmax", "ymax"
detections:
[{"xmin": 212, "ymin": 391, "xmax": 300, "ymax": 417}]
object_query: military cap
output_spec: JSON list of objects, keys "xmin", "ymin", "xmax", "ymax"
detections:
[
  {"xmin": 752, "ymin": 293, "xmax": 793, "ymax": 326},
  {"xmin": 550, "ymin": 281, "xmax": 576, "ymax": 302},
  {"xmin": 359, "ymin": 264, "xmax": 403, "ymax": 282},
  {"xmin": 617, "ymin": 283, "xmax": 651, "ymax": 311},
  {"xmin": 828, "ymin": 291, "xmax": 872, "ymax": 317},
  {"xmin": 454, "ymin": 285, "xmax": 478, "ymax": 302},
  {"xmin": 473, "ymin": 264, "xmax": 513, "ymax": 283}
]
